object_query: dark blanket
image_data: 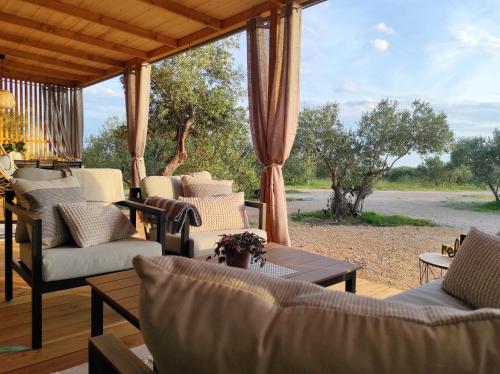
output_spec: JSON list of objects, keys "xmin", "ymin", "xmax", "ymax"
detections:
[{"xmin": 142, "ymin": 196, "xmax": 202, "ymax": 234}]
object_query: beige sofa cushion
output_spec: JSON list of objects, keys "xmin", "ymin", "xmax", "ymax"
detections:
[
  {"xmin": 134, "ymin": 255, "xmax": 500, "ymax": 374},
  {"xmin": 21, "ymin": 237, "xmax": 161, "ymax": 282},
  {"xmin": 386, "ymin": 279, "xmax": 473, "ymax": 310},
  {"xmin": 12, "ymin": 176, "xmax": 85, "ymax": 249},
  {"xmin": 161, "ymin": 228, "xmax": 267, "ymax": 258},
  {"xmin": 68, "ymin": 168, "xmax": 124, "ymax": 204},
  {"xmin": 179, "ymin": 192, "xmax": 248, "ymax": 233},
  {"xmin": 13, "ymin": 167, "xmax": 65, "ymax": 180},
  {"xmin": 140, "ymin": 176, "xmax": 183, "ymax": 199},
  {"xmin": 181, "ymin": 175, "xmax": 233, "ymax": 197},
  {"xmin": 58, "ymin": 203, "xmax": 136, "ymax": 247},
  {"xmin": 442, "ymin": 228, "xmax": 500, "ymax": 308}
]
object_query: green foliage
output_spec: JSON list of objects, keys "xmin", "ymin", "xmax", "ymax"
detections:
[
  {"xmin": 451, "ymin": 129, "xmax": 500, "ymax": 201},
  {"xmin": 3, "ymin": 142, "xmax": 14, "ymax": 153},
  {"xmin": 293, "ymin": 99, "xmax": 453, "ymax": 218},
  {"xmin": 82, "ymin": 116, "xmax": 130, "ymax": 183},
  {"xmin": 447, "ymin": 199, "xmax": 500, "ymax": 213},
  {"xmin": 14, "ymin": 141, "xmax": 26, "ymax": 153},
  {"xmin": 291, "ymin": 209, "xmax": 437, "ymax": 226}
]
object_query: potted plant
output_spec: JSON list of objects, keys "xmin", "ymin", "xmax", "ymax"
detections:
[
  {"xmin": 208, "ymin": 232, "xmax": 267, "ymax": 269},
  {"xmin": 14, "ymin": 141, "xmax": 26, "ymax": 160}
]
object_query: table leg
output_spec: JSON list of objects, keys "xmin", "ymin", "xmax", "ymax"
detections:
[
  {"xmin": 345, "ymin": 273, "xmax": 356, "ymax": 293},
  {"xmin": 91, "ymin": 288, "xmax": 104, "ymax": 337}
]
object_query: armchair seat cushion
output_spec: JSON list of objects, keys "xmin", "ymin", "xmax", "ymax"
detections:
[
  {"xmin": 162, "ymin": 228, "xmax": 267, "ymax": 258},
  {"xmin": 20, "ymin": 237, "xmax": 161, "ymax": 282}
]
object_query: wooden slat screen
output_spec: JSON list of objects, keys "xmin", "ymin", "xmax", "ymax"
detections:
[{"xmin": 0, "ymin": 77, "xmax": 54, "ymax": 159}]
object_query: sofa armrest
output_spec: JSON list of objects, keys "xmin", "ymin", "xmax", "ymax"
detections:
[
  {"xmin": 89, "ymin": 334, "xmax": 152, "ymax": 374},
  {"xmin": 245, "ymin": 200, "xmax": 267, "ymax": 230}
]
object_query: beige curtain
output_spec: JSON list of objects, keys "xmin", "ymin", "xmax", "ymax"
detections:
[
  {"xmin": 44, "ymin": 86, "xmax": 84, "ymax": 159},
  {"xmin": 125, "ymin": 62, "xmax": 151, "ymax": 187},
  {"xmin": 247, "ymin": 2, "xmax": 302, "ymax": 245}
]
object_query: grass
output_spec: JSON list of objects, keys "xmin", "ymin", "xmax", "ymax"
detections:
[
  {"xmin": 285, "ymin": 189, "xmax": 306, "ymax": 194},
  {"xmin": 286, "ymin": 178, "xmax": 486, "ymax": 192},
  {"xmin": 291, "ymin": 210, "xmax": 437, "ymax": 227},
  {"xmin": 446, "ymin": 200, "xmax": 500, "ymax": 213}
]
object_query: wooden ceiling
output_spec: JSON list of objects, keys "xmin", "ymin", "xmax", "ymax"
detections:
[{"xmin": 0, "ymin": 0, "xmax": 321, "ymax": 88}]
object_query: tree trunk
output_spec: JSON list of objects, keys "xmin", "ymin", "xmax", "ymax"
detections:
[
  {"xmin": 329, "ymin": 185, "xmax": 351, "ymax": 219},
  {"xmin": 487, "ymin": 183, "xmax": 500, "ymax": 202},
  {"xmin": 161, "ymin": 117, "xmax": 194, "ymax": 176}
]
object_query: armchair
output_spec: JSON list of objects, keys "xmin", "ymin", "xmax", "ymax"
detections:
[
  {"xmin": 130, "ymin": 176, "xmax": 266, "ymax": 258},
  {"xmin": 4, "ymin": 169, "xmax": 166, "ymax": 349}
]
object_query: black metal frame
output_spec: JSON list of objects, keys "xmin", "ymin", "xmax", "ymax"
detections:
[
  {"xmin": 52, "ymin": 160, "xmax": 83, "ymax": 170},
  {"xmin": 3, "ymin": 189, "xmax": 166, "ymax": 349},
  {"xmin": 129, "ymin": 187, "xmax": 267, "ymax": 258}
]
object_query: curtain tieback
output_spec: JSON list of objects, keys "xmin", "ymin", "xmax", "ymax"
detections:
[
  {"xmin": 264, "ymin": 163, "xmax": 282, "ymax": 169},
  {"xmin": 132, "ymin": 157, "xmax": 144, "ymax": 161}
]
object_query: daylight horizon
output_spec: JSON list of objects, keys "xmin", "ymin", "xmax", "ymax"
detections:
[{"xmin": 83, "ymin": 0, "xmax": 500, "ymax": 167}]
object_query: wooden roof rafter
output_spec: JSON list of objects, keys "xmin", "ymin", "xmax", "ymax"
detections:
[
  {"xmin": 5, "ymin": 60, "xmax": 89, "ymax": 82},
  {"xmin": 3, "ymin": 69, "xmax": 76, "ymax": 87},
  {"xmin": 0, "ymin": 12, "xmax": 148, "ymax": 59},
  {"xmin": 20, "ymin": 0, "xmax": 178, "ymax": 47}
]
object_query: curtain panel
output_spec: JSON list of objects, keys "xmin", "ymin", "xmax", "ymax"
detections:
[
  {"xmin": 44, "ymin": 86, "xmax": 84, "ymax": 160},
  {"xmin": 247, "ymin": 2, "xmax": 302, "ymax": 245},
  {"xmin": 125, "ymin": 62, "xmax": 151, "ymax": 187}
]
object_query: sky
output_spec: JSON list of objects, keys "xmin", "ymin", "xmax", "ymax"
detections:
[{"xmin": 83, "ymin": 0, "xmax": 500, "ymax": 167}]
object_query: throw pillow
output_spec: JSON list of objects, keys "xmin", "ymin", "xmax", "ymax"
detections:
[
  {"xmin": 0, "ymin": 153, "xmax": 15, "ymax": 177},
  {"xmin": 181, "ymin": 175, "xmax": 233, "ymax": 197},
  {"xmin": 58, "ymin": 203, "xmax": 137, "ymax": 247},
  {"xmin": 442, "ymin": 227, "xmax": 500, "ymax": 308},
  {"xmin": 179, "ymin": 192, "xmax": 248, "ymax": 233},
  {"xmin": 189, "ymin": 171, "xmax": 212, "ymax": 179},
  {"xmin": 11, "ymin": 176, "xmax": 85, "ymax": 249},
  {"xmin": 133, "ymin": 255, "xmax": 500, "ymax": 374}
]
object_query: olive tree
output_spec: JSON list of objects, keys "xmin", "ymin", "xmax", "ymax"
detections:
[
  {"xmin": 451, "ymin": 129, "xmax": 500, "ymax": 201},
  {"xmin": 296, "ymin": 99, "xmax": 453, "ymax": 218}
]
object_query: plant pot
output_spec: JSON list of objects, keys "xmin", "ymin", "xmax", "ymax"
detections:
[
  {"xmin": 226, "ymin": 250, "xmax": 250, "ymax": 269},
  {"xmin": 9, "ymin": 151, "xmax": 23, "ymax": 161}
]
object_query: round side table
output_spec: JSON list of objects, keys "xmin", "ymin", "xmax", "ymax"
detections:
[{"xmin": 418, "ymin": 252, "xmax": 453, "ymax": 284}]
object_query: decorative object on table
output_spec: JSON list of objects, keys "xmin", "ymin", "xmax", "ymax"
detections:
[
  {"xmin": 0, "ymin": 54, "xmax": 16, "ymax": 110},
  {"xmin": 208, "ymin": 231, "xmax": 266, "ymax": 269},
  {"xmin": 441, "ymin": 238, "xmax": 461, "ymax": 258}
]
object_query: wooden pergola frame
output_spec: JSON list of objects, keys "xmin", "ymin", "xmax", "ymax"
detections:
[{"xmin": 0, "ymin": 0, "xmax": 322, "ymax": 88}]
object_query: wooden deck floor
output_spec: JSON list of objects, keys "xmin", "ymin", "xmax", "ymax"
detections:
[{"xmin": 0, "ymin": 239, "xmax": 401, "ymax": 373}]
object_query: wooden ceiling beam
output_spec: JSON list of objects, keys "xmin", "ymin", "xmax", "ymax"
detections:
[
  {"xmin": 139, "ymin": 0, "xmax": 221, "ymax": 30},
  {"xmin": 3, "ymin": 68, "xmax": 75, "ymax": 87},
  {"xmin": 20, "ymin": 0, "xmax": 178, "ymax": 48},
  {"xmin": 0, "ymin": 45, "xmax": 105, "ymax": 76},
  {"xmin": 5, "ymin": 60, "xmax": 89, "ymax": 82},
  {"xmin": 0, "ymin": 30, "xmax": 123, "ymax": 68},
  {"xmin": 147, "ymin": 1, "xmax": 277, "ymax": 61},
  {"xmin": 0, "ymin": 12, "xmax": 148, "ymax": 59}
]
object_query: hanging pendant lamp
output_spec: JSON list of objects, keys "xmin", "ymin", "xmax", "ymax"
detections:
[{"xmin": 0, "ymin": 54, "xmax": 16, "ymax": 110}]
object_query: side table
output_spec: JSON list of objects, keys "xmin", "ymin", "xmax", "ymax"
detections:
[{"xmin": 418, "ymin": 252, "xmax": 453, "ymax": 284}]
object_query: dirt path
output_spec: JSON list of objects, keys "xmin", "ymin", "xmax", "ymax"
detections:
[{"xmin": 287, "ymin": 189, "xmax": 499, "ymax": 233}]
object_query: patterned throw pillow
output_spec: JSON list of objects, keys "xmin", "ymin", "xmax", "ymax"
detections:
[
  {"xmin": 181, "ymin": 175, "xmax": 233, "ymax": 197},
  {"xmin": 11, "ymin": 176, "xmax": 86, "ymax": 249},
  {"xmin": 179, "ymin": 192, "xmax": 248, "ymax": 233},
  {"xmin": 58, "ymin": 203, "xmax": 137, "ymax": 248},
  {"xmin": 442, "ymin": 228, "xmax": 500, "ymax": 308}
]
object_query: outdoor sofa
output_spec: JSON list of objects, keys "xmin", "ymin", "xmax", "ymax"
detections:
[{"xmin": 89, "ymin": 228, "xmax": 500, "ymax": 373}]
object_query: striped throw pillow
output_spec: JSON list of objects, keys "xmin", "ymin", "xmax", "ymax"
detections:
[
  {"xmin": 179, "ymin": 192, "xmax": 248, "ymax": 233},
  {"xmin": 442, "ymin": 228, "xmax": 500, "ymax": 308},
  {"xmin": 181, "ymin": 175, "xmax": 233, "ymax": 197}
]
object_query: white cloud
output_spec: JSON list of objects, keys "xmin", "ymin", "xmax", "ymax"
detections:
[
  {"xmin": 374, "ymin": 22, "xmax": 395, "ymax": 34},
  {"xmin": 454, "ymin": 25, "xmax": 500, "ymax": 51},
  {"xmin": 85, "ymin": 85, "xmax": 123, "ymax": 98},
  {"xmin": 341, "ymin": 82, "xmax": 358, "ymax": 93},
  {"xmin": 370, "ymin": 39, "xmax": 389, "ymax": 51}
]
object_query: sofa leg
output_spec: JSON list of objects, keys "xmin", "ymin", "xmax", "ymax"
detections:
[
  {"xmin": 4, "ymin": 254, "xmax": 13, "ymax": 301},
  {"xmin": 32, "ymin": 288, "xmax": 42, "ymax": 349}
]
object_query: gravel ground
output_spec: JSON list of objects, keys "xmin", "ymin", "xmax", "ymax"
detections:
[
  {"xmin": 283, "ymin": 189, "xmax": 498, "ymax": 290},
  {"xmin": 289, "ymin": 221, "xmax": 461, "ymax": 290}
]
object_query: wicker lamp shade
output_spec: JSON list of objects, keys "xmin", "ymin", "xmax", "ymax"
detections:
[{"xmin": 0, "ymin": 89, "xmax": 16, "ymax": 110}]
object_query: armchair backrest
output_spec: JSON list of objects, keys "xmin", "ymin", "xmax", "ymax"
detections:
[
  {"xmin": 69, "ymin": 168, "xmax": 124, "ymax": 204},
  {"xmin": 140, "ymin": 176, "xmax": 183, "ymax": 200}
]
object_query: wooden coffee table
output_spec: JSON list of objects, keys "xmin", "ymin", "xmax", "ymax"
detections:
[{"xmin": 87, "ymin": 243, "xmax": 361, "ymax": 336}]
